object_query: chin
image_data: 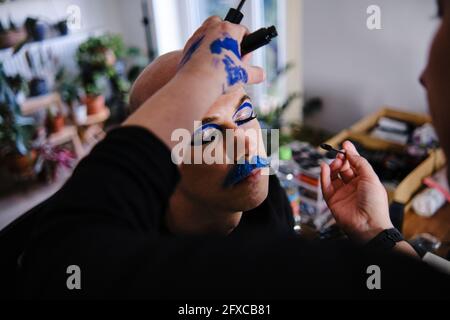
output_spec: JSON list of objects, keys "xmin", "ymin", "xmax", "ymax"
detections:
[{"xmin": 231, "ymin": 175, "xmax": 269, "ymax": 212}]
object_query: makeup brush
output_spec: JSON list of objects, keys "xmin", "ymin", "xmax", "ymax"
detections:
[{"xmin": 320, "ymin": 144, "xmax": 346, "ymax": 156}]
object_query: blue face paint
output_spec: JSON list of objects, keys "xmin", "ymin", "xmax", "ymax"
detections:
[
  {"xmin": 192, "ymin": 123, "xmax": 222, "ymax": 146},
  {"xmin": 222, "ymin": 55, "xmax": 248, "ymax": 86},
  {"xmin": 210, "ymin": 36, "xmax": 241, "ymax": 59},
  {"xmin": 179, "ymin": 36, "xmax": 205, "ymax": 68},
  {"xmin": 223, "ymin": 156, "xmax": 269, "ymax": 188},
  {"xmin": 233, "ymin": 102, "xmax": 253, "ymax": 116},
  {"xmin": 233, "ymin": 102, "xmax": 257, "ymax": 126}
]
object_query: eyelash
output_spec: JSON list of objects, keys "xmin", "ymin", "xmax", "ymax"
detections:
[
  {"xmin": 233, "ymin": 102, "xmax": 257, "ymax": 126},
  {"xmin": 192, "ymin": 124, "xmax": 222, "ymax": 146},
  {"xmin": 193, "ymin": 102, "xmax": 258, "ymax": 145}
]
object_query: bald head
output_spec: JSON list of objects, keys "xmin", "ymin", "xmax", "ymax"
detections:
[{"xmin": 129, "ymin": 50, "xmax": 182, "ymax": 112}]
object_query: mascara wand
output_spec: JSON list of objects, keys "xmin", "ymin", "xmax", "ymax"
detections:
[{"xmin": 320, "ymin": 144, "xmax": 347, "ymax": 157}]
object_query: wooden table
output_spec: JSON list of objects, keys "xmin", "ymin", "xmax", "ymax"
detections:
[{"xmin": 403, "ymin": 203, "xmax": 450, "ymax": 258}]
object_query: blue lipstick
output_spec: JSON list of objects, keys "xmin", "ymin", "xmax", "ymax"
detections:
[{"xmin": 223, "ymin": 156, "xmax": 269, "ymax": 188}]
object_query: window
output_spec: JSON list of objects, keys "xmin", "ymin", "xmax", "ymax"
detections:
[{"xmin": 152, "ymin": 0, "xmax": 287, "ymax": 112}]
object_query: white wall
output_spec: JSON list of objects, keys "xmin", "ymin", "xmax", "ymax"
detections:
[
  {"xmin": 303, "ymin": 0, "xmax": 440, "ymax": 132},
  {"xmin": 0, "ymin": 0, "xmax": 122, "ymax": 34},
  {"xmin": 0, "ymin": 0, "xmax": 149, "ymax": 52}
]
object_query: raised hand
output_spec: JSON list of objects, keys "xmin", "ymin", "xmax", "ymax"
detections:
[{"xmin": 320, "ymin": 141, "xmax": 394, "ymax": 244}]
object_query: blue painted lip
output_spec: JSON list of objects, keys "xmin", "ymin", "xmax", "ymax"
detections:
[{"xmin": 223, "ymin": 156, "xmax": 269, "ymax": 188}]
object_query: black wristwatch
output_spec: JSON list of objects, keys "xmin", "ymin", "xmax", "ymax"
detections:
[{"xmin": 365, "ymin": 228, "xmax": 404, "ymax": 252}]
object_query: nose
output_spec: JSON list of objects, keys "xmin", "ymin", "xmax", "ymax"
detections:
[{"xmin": 233, "ymin": 128, "xmax": 257, "ymax": 162}]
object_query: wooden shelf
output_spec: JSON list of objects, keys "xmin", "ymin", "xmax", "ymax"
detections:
[
  {"xmin": 21, "ymin": 92, "xmax": 62, "ymax": 116},
  {"xmin": 75, "ymin": 108, "xmax": 110, "ymax": 126},
  {"xmin": 48, "ymin": 126, "xmax": 77, "ymax": 145}
]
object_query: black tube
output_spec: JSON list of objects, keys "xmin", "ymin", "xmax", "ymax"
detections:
[{"xmin": 241, "ymin": 26, "xmax": 278, "ymax": 56}]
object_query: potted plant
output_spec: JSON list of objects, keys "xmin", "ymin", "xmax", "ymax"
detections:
[
  {"xmin": 82, "ymin": 80, "xmax": 106, "ymax": 115},
  {"xmin": 76, "ymin": 35, "xmax": 130, "ymax": 120},
  {"xmin": 24, "ymin": 17, "xmax": 47, "ymax": 42},
  {"xmin": 76, "ymin": 35, "xmax": 125, "ymax": 70},
  {"xmin": 55, "ymin": 19, "xmax": 69, "ymax": 36},
  {"xmin": 35, "ymin": 143, "xmax": 75, "ymax": 183},
  {"xmin": 45, "ymin": 106, "xmax": 65, "ymax": 134},
  {"xmin": 0, "ymin": 64, "xmax": 36, "ymax": 174}
]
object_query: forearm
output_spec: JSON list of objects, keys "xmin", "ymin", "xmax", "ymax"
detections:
[{"xmin": 124, "ymin": 71, "xmax": 223, "ymax": 150}]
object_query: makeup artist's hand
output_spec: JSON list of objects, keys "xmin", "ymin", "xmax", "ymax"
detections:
[
  {"xmin": 177, "ymin": 16, "xmax": 265, "ymax": 94},
  {"xmin": 320, "ymin": 141, "xmax": 394, "ymax": 244}
]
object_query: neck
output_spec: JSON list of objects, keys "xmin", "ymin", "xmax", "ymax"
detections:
[{"xmin": 166, "ymin": 189, "xmax": 242, "ymax": 236}]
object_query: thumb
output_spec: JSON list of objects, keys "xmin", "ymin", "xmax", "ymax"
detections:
[{"xmin": 246, "ymin": 66, "xmax": 266, "ymax": 85}]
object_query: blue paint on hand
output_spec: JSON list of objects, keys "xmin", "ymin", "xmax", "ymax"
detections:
[
  {"xmin": 210, "ymin": 37, "xmax": 241, "ymax": 59},
  {"xmin": 222, "ymin": 55, "xmax": 248, "ymax": 86},
  {"xmin": 179, "ymin": 36, "xmax": 205, "ymax": 67},
  {"xmin": 223, "ymin": 156, "xmax": 269, "ymax": 188}
]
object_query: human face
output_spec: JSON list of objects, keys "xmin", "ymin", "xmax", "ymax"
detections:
[
  {"xmin": 177, "ymin": 87, "xmax": 270, "ymax": 213},
  {"xmin": 421, "ymin": 0, "xmax": 450, "ymax": 182}
]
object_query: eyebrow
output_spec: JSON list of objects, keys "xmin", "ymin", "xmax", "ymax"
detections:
[{"xmin": 201, "ymin": 95, "xmax": 252, "ymax": 125}]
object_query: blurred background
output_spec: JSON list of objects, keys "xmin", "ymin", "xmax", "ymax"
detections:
[{"xmin": 0, "ymin": 0, "xmax": 448, "ymax": 257}]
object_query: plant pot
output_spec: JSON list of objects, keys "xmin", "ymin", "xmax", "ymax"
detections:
[
  {"xmin": 5, "ymin": 150, "xmax": 37, "ymax": 174},
  {"xmin": 73, "ymin": 104, "xmax": 88, "ymax": 124},
  {"xmin": 32, "ymin": 22, "xmax": 46, "ymax": 41},
  {"xmin": 56, "ymin": 20, "xmax": 69, "ymax": 36},
  {"xmin": 46, "ymin": 115, "xmax": 65, "ymax": 134},
  {"xmin": 29, "ymin": 78, "xmax": 48, "ymax": 97},
  {"xmin": 0, "ymin": 28, "xmax": 27, "ymax": 49},
  {"xmin": 83, "ymin": 95, "xmax": 105, "ymax": 115}
]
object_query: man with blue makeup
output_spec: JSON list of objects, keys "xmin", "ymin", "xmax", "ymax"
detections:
[
  {"xmin": 128, "ymin": 50, "xmax": 294, "ymax": 237},
  {"xmin": 1, "ymin": 16, "xmax": 448, "ymax": 300}
]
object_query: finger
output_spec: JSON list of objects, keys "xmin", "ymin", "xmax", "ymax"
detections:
[
  {"xmin": 202, "ymin": 16, "xmax": 222, "ymax": 28},
  {"xmin": 329, "ymin": 159, "xmax": 345, "ymax": 189},
  {"xmin": 346, "ymin": 152, "xmax": 376, "ymax": 178},
  {"xmin": 221, "ymin": 21, "xmax": 249, "ymax": 43},
  {"xmin": 246, "ymin": 66, "xmax": 266, "ymax": 85},
  {"xmin": 343, "ymin": 140, "xmax": 360, "ymax": 156},
  {"xmin": 342, "ymin": 140, "xmax": 376, "ymax": 177},
  {"xmin": 330, "ymin": 158, "xmax": 343, "ymax": 172},
  {"xmin": 339, "ymin": 159, "xmax": 356, "ymax": 183},
  {"xmin": 334, "ymin": 154, "xmax": 355, "ymax": 183},
  {"xmin": 332, "ymin": 177, "xmax": 344, "ymax": 190},
  {"xmin": 242, "ymin": 51, "xmax": 253, "ymax": 64},
  {"xmin": 183, "ymin": 17, "xmax": 221, "ymax": 55},
  {"xmin": 182, "ymin": 32, "xmax": 205, "ymax": 57},
  {"xmin": 320, "ymin": 163, "xmax": 334, "ymax": 201}
]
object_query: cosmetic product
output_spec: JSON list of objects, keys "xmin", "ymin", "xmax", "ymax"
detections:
[
  {"xmin": 320, "ymin": 144, "xmax": 346, "ymax": 156},
  {"xmin": 224, "ymin": 0, "xmax": 278, "ymax": 56},
  {"xmin": 241, "ymin": 26, "xmax": 278, "ymax": 56},
  {"xmin": 225, "ymin": 0, "xmax": 246, "ymax": 24}
]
